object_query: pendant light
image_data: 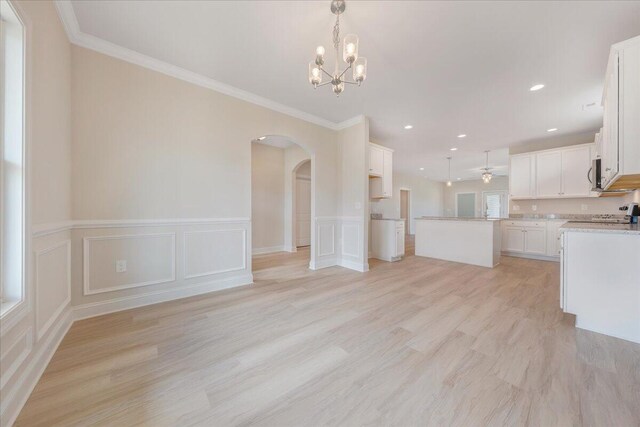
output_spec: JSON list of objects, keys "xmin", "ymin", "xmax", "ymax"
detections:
[
  {"xmin": 481, "ymin": 150, "xmax": 493, "ymax": 183},
  {"xmin": 446, "ymin": 156, "xmax": 452, "ymax": 187}
]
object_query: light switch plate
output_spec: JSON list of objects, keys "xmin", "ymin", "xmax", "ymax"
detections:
[{"xmin": 116, "ymin": 260, "xmax": 127, "ymax": 273}]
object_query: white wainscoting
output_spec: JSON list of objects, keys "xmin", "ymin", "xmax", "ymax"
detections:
[
  {"xmin": 0, "ymin": 327, "xmax": 33, "ymax": 390},
  {"xmin": 311, "ymin": 217, "xmax": 338, "ymax": 270},
  {"xmin": 35, "ymin": 240, "xmax": 71, "ymax": 340},
  {"xmin": 73, "ymin": 219, "xmax": 253, "ymax": 319},
  {"xmin": 338, "ymin": 217, "xmax": 368, "ymax": 272},
  {"xmin": 184, "ymin": 229, "xmax": 246, "ymax": 279},
  {"xmin": 83, "ymin": 233, "xmax": 177, "ymax": 295}
]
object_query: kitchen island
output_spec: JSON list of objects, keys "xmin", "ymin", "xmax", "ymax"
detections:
[
  {"xmin": 561, "ymin": 221, "xmax": 640, "ymax": 343},
  {"xmin": 415, "ymin": 217, "xmax": 501, "ymax": 268}
]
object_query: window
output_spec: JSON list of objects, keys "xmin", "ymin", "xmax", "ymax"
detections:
[{"xmin": 1, "ymin": 0, "xmax": 25, "ymax": 316}]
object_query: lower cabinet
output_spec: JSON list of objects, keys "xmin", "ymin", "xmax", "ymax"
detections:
[
  {"xmin": 371, "ymin": 219, "xmax": 405, "ymax": 262},
  {"xmin": 501, "ymin": 220, "xmax": 561, "ymax": 259}
]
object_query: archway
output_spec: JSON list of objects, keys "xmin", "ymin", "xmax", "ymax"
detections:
[{"xmin": 250, "ymin": 135, "xmax": 315, "ymax": 271}]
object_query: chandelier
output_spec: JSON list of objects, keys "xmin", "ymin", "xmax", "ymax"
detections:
[
  {"xmin": 308, "ymin": 0, "xmax": 367, "ymax": 96},
  {"xmin": 481, "ymin": 150, "xmax": 493, "ymax": 183}
]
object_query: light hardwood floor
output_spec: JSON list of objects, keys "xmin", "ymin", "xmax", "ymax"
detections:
[{"xmin": 16, "ymin": 239, "xmax": 640, "ymax": 426}]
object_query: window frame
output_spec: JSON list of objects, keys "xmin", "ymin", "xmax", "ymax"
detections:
[{"xmin": 0, "ymin": 0, "xmax": 28, "ymax": 323}]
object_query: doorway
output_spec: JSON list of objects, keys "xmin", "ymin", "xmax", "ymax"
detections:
[
  {"xmin": 400, "ymin": 189, "xmax": 410, "ymax": 235},
  {"xmin": 295, "ymin": 160, "xmax": 311, "ymax": 247},
  {"xmin": 482, "ymin": 190, "xmax": 508, "ymax": 218}
]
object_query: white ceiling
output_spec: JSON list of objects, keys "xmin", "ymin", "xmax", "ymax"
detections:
[{"xmin": 67, "ymin": 1, "xmax": 640, "ymax": 181}]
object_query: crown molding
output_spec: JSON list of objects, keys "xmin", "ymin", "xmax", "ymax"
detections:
[{"xmin": 53, "ymin": 1, "xmax": 365, "ymax": 132}]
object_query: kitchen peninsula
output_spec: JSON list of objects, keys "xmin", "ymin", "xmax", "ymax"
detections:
[{"xmin": 415, "ymin": 217, "xmax": 501, "ymax": 268}]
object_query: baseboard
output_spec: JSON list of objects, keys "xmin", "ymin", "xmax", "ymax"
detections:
[
  {"xmin": 338, "ymin": 259, "xmax": 369, "ymax": 272},
  {"xmin": 74, "ymin": 274, "xmax": 254, "ymax": 320},
  {"xmin": 1, "ymin": 307, "xmax": 73, "ymax": 427},
  {"xmin": 252, "ymin": 246, "xmax": 285, "ymax": 255},
  {"xmin": 309, "ymin": 258, "xmax": 338, "ymax": 270},
  {"xmin": 501, "ymin": 251, "xmax": 560, "ymax": 262},
  {"xmin": 283, "ymin": 245, "xmax": 297, "ymax": 253}
]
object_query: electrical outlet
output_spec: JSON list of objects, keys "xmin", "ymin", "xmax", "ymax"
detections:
[
  {"xmin": 532, "ymin": 205, "xmax": 537, "ymax": 211},
  {"xmin": 115, "ymin": 260, "xmax": 127, "ymax": 273},
  {"xmin": 581, "ymin": 204, "xmax": 588, "ymax": 211}
]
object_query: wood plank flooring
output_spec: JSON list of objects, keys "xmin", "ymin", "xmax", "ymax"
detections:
[{"xmin": 15, "ymin": 240, "xmax": 640, "ymax": 426}]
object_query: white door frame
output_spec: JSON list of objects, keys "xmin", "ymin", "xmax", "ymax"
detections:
[
  {"xmin": 455, "ymin": 192, "xmax": 477, "ymax": 217},
  {"xmin": 481, "ymin": 190, "xmax": 508, "ymax": 218},
  {"xmin": 399, "ymin": 187, "xmax": 411, "ymax": 234}
]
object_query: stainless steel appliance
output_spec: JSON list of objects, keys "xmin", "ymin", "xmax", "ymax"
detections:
[
  {"xmin": 589, "ymin": 158, "xmax": 602, "ymax": 191},
  {"xmin": 619, "ymin": 203, "xmax": 640, "ymax": 224}
]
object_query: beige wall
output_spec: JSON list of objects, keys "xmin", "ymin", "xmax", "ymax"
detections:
[
  {"xmin": 443, "ymin": 176, "xmax": 509, "ymax": 217},
  {"xmin": 251, "ymin": 143, "xmax": 285, "ymax": 251},
  {"xmin": 71, "ymin": 46, "xmax": 339, "ymax": 220},
  {"xmin": 284, "ymin": 144, "xmax": 311, "ymax": 252},
  {"xmin": 1, "ymin": 1, "xmax": 73, "ymax": 425},
  {"xmin": 370, "ymin": 172, "xmax": 444, "ymax": 234}
]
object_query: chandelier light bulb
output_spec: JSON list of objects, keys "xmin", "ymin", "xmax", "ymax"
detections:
[
  {"xmin": 446, "ymin": 181, "xmax": 452, "ymax": 187},
  {"xmin": 353, "ymin": 57, "xmax": 367, "ymax": 83},
  {"xmin": 316, "ymin": 46, "xmax": 325, "ymax": 56},
  {"xmin": 308, "ymin": 61, "xmax": 322, "ymax": 86},
  {"xmin": 343, "ymin": 34, "xmax": 359, "ymax": 63}
]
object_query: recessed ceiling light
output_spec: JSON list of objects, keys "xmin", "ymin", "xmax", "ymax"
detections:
[
  {"xmin": 450, "ymin": 147, "xmax": 458, "ymax": 151},
  {"xmin": 457, "ymin": 178, "xmax": 461, "ymax": 180},
  {"xmin": 530, "ymin": 84, "xmax": 545, "ymax": 91},
  {"xmin": 457, "ymin": 134, "xmax": 466, "ymax": 138},
  {"xmin": 419, "ymin": 167, "xmax": 424, "ymax": 170},
  {"xmin": 547, "ymin": 128, "xmax": 558, "ymax": 132},
  {"xmin": 404, "ymin": 125, "xmax": 413, "ymax": 130},
  {"xmin": 257, "ymin": 136, "xmax": 266, "ymax": 140}
]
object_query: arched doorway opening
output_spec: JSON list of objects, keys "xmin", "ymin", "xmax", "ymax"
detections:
[{"xmin": 250, "ymin": 135, "xmax": 314, "ymax": 273}]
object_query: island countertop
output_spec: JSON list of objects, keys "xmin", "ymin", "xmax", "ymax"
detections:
[{"xmin": 560, "ymin": 222, "xmax": 639, "ymax": 235}]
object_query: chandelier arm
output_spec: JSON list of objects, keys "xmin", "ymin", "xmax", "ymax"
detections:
[
  {"xmin": 337, "ymin": 62, "xmax": 352, "ymax": 80},
  {"xmin": 316, "ymin": 81, "xmax": 333, "ymax": 87},
  {"xmin": 319, "ymin": 66, "xmax": 334, "ymax": 79},
  {"xmin": 342, "ymin": 80, "xmax": 359, "ymax": 85}
]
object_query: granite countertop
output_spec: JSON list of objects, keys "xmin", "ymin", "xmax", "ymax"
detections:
[
  {"xmin": 560, "ymin": 222, "xmax": 639, "ymax": 235},
  {"xmin": 509, "ymin": 214, "xmax": 626, "ymax": 221},
  {"xmin": 371, "ymin": 218, "xmax": 404, "ymax": 221},
  {"xmin": 416, "ymin": 216, "xmax": 501, "ymax": 221}
]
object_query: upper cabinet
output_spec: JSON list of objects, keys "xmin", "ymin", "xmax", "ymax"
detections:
[
  {"xmin": 369, "ymin": 143, "xmax": 393, "ymax": 199},
  {"xmin": 510, "ymin": 144, "xmax": 593, "ymax": 199},
  {"xmin": 509, "ymin": 154, "xmax": 535, "ymax": 198},
  {"xmin": 600, "ymin": 36, "xmax": 640, "ymax": 191},
  {"xmin": 369, "ymin": 145, "xmax": 384, "ymax": 177}
]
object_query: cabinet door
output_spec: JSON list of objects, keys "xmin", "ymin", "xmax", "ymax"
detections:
[
  {"xmin": 545, "ymin": 221, "xmax": 564, "ymax": 257},
  {"xmin": 395, "ymin": 228, "xmax": 404, "ymax": 256},
  {"xmin": 602, "ymin": 52, "xmax": 620, "ymax": 186},
  {"xmin": 504, "ymin": 227, "xmax": 525, "ymax": 252},
  {"xmin": 535, "ymin": 151, "xmax": 562, "ymax": 197},
  {"xmin": 561, "ymin": 146, "xmax": 591, "ymax": 197},
  {"xmin": 509, "ymin": 155, "xmax": 534, "ymax": 198},
  {"xmin": 382, "ymin": 150, "xmax": 393, "ymax": 198},
  {"xmin": 524, "ymin": 227, "xmax": 546, "ymax": 255},
  {"xmin": 369, "ymin": 146, "xmax": 384, "ymax": 176}
]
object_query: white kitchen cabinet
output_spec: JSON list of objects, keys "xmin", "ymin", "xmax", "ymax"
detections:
[
  {"xmin": 535, "ymin": 151, "xmax": 562, "ymax": 197},
  {"xmin": 371, "ymin": 219, "xmax": 404, "ymax": 262},
  {"xmin": 509, "ymin": 154, "xmax": 535, "ymax": 199},
  {"xmin": 600, "ymin": 36, "xmax": 640, "ymax": 191},
  {"xmin": 545, "ymin": 220, "xmax": 566, "ymax": 257},
  {"xmin": 523, "ymin": 226, "xmax": 546, "ymax": 255},
  {"xmin": 501, "ymin": 220, "xmax": 547, "ymax": 257},
  {"xmin": 369, "ymin": 143, "xmax": 393, "ymax": 199},
  {"xmin": 503, "ymin": 226, "xmax": 525, "ymax": 252},
  {"xmin": 561, "ymin": 146, "xmax": 592, "ymax": 197},
  {"xmin": 510, "ymin": 144, "xmax": 595, "ymax": 200},
  {"xmin": 369, "ymin": 145, "xmax": 384, "ymax": 177}
]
